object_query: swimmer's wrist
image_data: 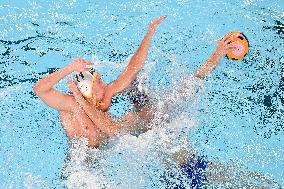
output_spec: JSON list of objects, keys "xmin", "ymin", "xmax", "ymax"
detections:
[
  {"xmin": 65, "ymin": 63, "xmax": 76, "ymax": 73},
  {"xmin": 67, "ymin": 59, "xmax": 80, "ymax": 71},
  {"xmin": 212, "ymin": 50, "xmax": 224, "ymax": 59}
]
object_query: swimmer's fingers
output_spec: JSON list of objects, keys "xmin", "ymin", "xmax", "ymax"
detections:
[
  {"xmin": 221, "ymin": 32, "xmax": 233, "ymax": 42},
  {"xmin": 225, "ymin": 44, "xmax": 238, "ymax": 53},
  {"xmin": 82, "ymin": 59, "xmax": 94, "ymax": 66},
  {"xmin": 81, "ymin": 59, "xmax": 94, "ymax": 70},
  {"xmin": 214, "ymin": 40, "xmax": 237, "ymax": 56},
  {"xmin": 220, "ymin": 32, "xmax": 237, "ymax": 43},
  {"xmin": 67, "ymin": 80, "xmax": 80, "ymax": 94},
  {"xmin": 221, "ymin": 32, "xmax": 241, "ymax": 44},
  {"xmin": 150, "ymin": 15, "xmax": 167, "ymax": 25},
  {"xmin": 70, "ymin": 58, "xmax": 93, "ymax": 72},
  {"xmin": 218, "ymin": 34, "xmax": 231, "ymax": 45},
  {"xmin": 224, "ymin": 33, "xmax": 242, "ymax": 44},
  {"xmin": 149, "ymin": 15, "xmax": 167, "ymax": 31}
]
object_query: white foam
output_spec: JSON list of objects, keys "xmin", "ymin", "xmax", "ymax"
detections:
[
  {"xmin": 61, "ymin": 76, "xmax": 204, "ymax": 188},
  {"xmin": 23, "ymin": 173, "xmax": 49, "ymax": 189}
]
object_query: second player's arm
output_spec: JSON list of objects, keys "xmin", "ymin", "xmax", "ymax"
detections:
[
  {"xmin": 193, "ymin": 32, "xmax": 241, "ymax": 79},
  {"xmin": 106, "ymin": 16, "xmax": 166, "ymax": 96},
  {"xmin": 193, "ymin": 52, "xmax": 223, "ymax": 79}
]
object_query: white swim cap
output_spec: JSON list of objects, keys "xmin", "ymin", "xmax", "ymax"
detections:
[{"xmin": 73, "ymin": 71, "xmax": 96, "ymax": 98}]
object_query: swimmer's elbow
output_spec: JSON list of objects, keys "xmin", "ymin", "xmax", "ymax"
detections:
[
  {"xmin": 33, "ymin": 81, "xmax": 51, "ymax": 96},
  {"xmin": 33, "ymin": 83, "xmax": 46, "ymax": 97}
]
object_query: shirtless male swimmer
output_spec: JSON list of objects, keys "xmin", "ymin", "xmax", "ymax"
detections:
[{"xmin": 33, "ymin": 16, "xmax": 167, "ymax": 147}]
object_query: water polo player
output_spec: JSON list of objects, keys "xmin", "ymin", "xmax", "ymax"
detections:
[
  {"xmin": 33, "ymin": 16, "xmax": 167, "ymax": 147},
  {"xmin": 159, "ymin": 31, "xmax": 250, "ymax": 188}
]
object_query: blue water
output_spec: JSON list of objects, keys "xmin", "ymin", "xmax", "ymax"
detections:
[{"xmin": 0, "ymin": 0, "xmax": 283, "ymax": 188}]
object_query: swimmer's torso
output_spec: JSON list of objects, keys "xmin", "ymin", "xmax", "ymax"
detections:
[{"xmin": 59, "ymin": 96, "xmax": 109, "ymax": 147}]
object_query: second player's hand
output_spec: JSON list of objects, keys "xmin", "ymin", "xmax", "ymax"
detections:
[
  {"xmin": 214, "ymin": 32, "xmax": 241, "ymax": 57},
  {"xmin": 149, "ymin": 15, "xmax": 167, "ymax": 32}
]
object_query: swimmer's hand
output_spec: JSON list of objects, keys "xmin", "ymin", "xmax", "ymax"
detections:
[
  {"xmin": 193, "ymin": 32, "xmax": 242, "ymax": 79},
  {"xmin": 214, "ymin": 32, "xmax": 242, "ymax": 57},
  {"xmin": 69, "ymin": 58, "xmax": 93, "ymax": 72},
  {"xmin": 68, "ymin": 80, "xmax": 96, "ymax": 109},
  {"xmin": 149, "ymin": 15, "xmax": 167, "ymax": 32},
  {"xmin": 67, "ymin": 80, "xmax": 86, "ymax": 97},
  {"xmin": 67, "ymin": 80, "xmax": 78, "ymax": 93}
]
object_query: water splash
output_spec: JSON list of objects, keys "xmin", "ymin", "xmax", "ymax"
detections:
[
  {"xmin": 0, "ymin": 0, "xmax": 283, "ymax": 188},
  {"xmin": 23, "ymin": 173, "xmax": 49, "ymax": 189}
]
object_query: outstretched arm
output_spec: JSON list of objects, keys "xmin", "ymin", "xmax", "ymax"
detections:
[
  {"xmin": 33, "ymin": 58, "xmax": 92, "ymax": 111},
  {"xmin": 106, "ymin": 16, "xmax": 167, "ymax": 96},
  {"xmin": 194, "ymin": 32, "xmax": 242, "ymax": 79},
  {"xmin": 68, "ymin": 81, "xmax": 129, "ymax": 136}
]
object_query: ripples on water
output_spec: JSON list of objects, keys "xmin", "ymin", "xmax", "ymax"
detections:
[{"xmin": 0, "ymin": 0, "xmax": 283, "ymax": 188}]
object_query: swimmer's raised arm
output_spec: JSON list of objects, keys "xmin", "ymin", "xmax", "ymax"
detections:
[
  {"xmin": 33, "ymin": 58, "xmax": 92, "ymax": 111},
  {"xmin": 106, "ymin": 16, "xmax": 167, "ymax": 96},
  {"xmin": 68, "ymin": 81, "xmax": 127, "ymax": 136},
  {"xmin": 194, "ymin": 32, "xmax": 242, "ymax": 79}
]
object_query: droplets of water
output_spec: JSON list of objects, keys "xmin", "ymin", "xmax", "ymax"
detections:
[
  {"xmin": 60, "ymin": 73, "xmax": 206, "ymax": 188},
  {"xmin": 1, "ymin": 0, "xmax": 284, "ymax": 188},
  {"xmin": 23, "ymin": 173, "xmax": 49, "ymax": 189}
]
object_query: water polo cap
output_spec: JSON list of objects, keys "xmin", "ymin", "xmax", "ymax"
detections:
[{"xmin": 73, "ymin": 71, "xmax": 97, "ymax": 98}]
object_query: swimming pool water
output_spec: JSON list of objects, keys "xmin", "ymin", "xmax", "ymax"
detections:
[{"xmin": 0, "ymin": 0, "xmax": 283, "ymax": 188}]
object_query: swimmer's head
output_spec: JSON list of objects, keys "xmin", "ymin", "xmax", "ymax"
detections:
[
  {"xmin": 73, "ymin": 71, "xmax": 94, "ymax": 98},
  {"xmin": 73, "ymin": 70, "xmax": 105, "ymax": 101}
]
